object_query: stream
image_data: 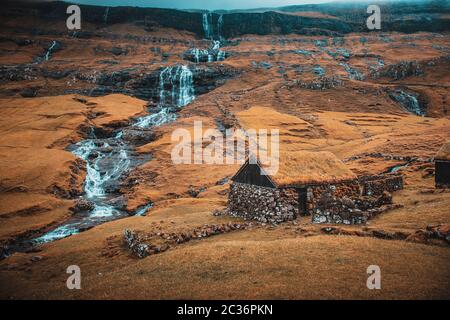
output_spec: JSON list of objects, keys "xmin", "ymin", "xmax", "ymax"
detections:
[{"xmin": 30, "ymin": 64, "xmax": 196, "ymax": 246}]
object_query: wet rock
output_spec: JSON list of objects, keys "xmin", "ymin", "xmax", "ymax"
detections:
[
  {"xmin": 97, "ymin": 70, "xmax": 133, "ymax": 86},
  {"xmin": 31, "ymin": 255, "xmax": 43, "ymax": 262},
  {"xmin": 72, "ymin": 199, "xmax": 95, "ymax": 213},
  {"xmin": 184, "ymin": 47, "xmax": 228, "ymax": 63},
  {"xmin": 120, "ymin": 128, "xmax": 157, "ymax": 145}
]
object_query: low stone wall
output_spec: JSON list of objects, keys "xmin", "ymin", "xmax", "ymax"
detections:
[
  {"xmin": 228, "ymin": 182, "xmax": 298, "ymax": 224},
  {"xmin": 312, "ymin": 191, "xmax": 393, "ymax": 225},
  {"xmin": 358, "ymin": 174, "xmax": 403, "ymax": 196},
  {"xmin": 308, "ymin": 181, "xmax": 361, "ymax": 212}
]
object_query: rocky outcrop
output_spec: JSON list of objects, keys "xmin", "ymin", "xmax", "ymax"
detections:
[
  {"xmin": 295, "ymin": 76, "xmax": 343, "ymax": 90},
  {"xmin": 374, "ymin": 61, "xmax": 423, "ymax": 80},
  {"xmin": 387, "ymin": 88, "xmax": 427, "ymax": 116}
]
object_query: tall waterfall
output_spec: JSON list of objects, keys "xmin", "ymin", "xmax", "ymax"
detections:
[
  {"xmin": 217, "ymin": 14, "xmax": 224, "ymax": 39},
  {"xmin": 203, "ymin": 12, "xmax": 213, "ymax": 39},
  {"xmin": 103, "ymin": 7, "xmax": 110, "ymax": 24},
  {"xmin": 193, "ymin": 13, "xmax": 226, "ymax": 62}
]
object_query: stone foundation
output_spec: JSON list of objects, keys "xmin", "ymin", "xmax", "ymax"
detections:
[{"xmin": 228, "ymin": 182, "xmax": 298, "ymax": 224}]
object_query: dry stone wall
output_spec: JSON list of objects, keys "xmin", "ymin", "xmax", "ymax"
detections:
[
  {"xmin": 358, "ymin": 174, "xmax": 403, "ymax": 196},
  {"xmin": 228, "ymin": 182, "xmax": 298, "ymax": 224}
]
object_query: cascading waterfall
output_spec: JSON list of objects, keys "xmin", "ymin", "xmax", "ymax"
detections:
[
  {"xmin": 33, "ymin": 65, "xmax": 195, "ymax": 245},
  {"xmin": 159, "ymin": 65, "xmax": 195, "ymax": 107},
  {"xmin": 136, "ymin": 65, "xmax": 195, "ymax": 127}
]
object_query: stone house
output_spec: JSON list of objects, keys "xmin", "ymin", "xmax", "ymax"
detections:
[
  {"xmin": 227, "ymin": 151, "xmax": 403, "ymax": 225},
  {"xmin": 435, "ymin": 141, "xmax": 450, "ymax": 188}
]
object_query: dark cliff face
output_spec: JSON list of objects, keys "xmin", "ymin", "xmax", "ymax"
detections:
[
  {"xmin": 216, "ymin": 12, "xmax": 353, "ymax": 38},
  {"xmin": 2, "ymin": 1, "xmax": 449, "ymax": 39}
]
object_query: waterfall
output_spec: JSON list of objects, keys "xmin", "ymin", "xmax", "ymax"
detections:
[
  {"xmin": 193, "ymin": 48, "xmax": 201, "ymax": 63},
  {"xmin": 212, "ymin": 40, "xmax": 220, "ymax": 51},
  {"xmin": 104, "ymin": 7, "xmax": 110, "ymax": 24},
  {"xmin": 44, "ymin": 41, "xmax": 57, "ymax": 61},
  {"xmin": 159, "ymin": 65, "xmax": 195, "ymax": 107},
  {"xmin": 135, "ymin": 65, "xmax": 195, "ymax": 128},
  {"xmin": 203, "ymin": 12, "xmax": 213, "ymax": 39},
  {"xmin": 217, "ymin": 14, "xmax": 224, "ymax": 39},
  {"xmin": 177, "ymin": 66, "xmax": 195, "ymax": 107},
  {"xmin": 187, "ymin": 14, "xmax": 226, "ymax": 63},
  {"xmin": 389, "ymin": 90, "xmax": 425, "ymax": 116}
]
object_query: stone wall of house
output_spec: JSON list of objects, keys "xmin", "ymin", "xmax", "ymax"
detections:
[
  {"xmin": 358, "ymin": 174, "xmax": 403, "ymax": 196},
  {"xmin": 227, "ymin": 174, "xmax": 404, "ymax": 225},
  {"xmin": 228, "ymin": 182, "xmax": 298, "ymax": 224},
  {"xmin": 311, "ymin": 174, "xmax": 403, "ymax": 225},
  {"xmin": 307, "ymin": 181, "xmax": 361, "ymax": 212},
  {"xmin": 311, "ymin": 191, "xmax": 393, "ymax": 224}
]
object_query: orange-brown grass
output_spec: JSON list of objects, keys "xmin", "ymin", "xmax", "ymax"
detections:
[{"xmin": 1, "ymin": 223, "xmax": 449, "ymax": 299}]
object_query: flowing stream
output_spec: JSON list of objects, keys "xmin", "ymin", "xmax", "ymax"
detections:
[
  {"xmin": 30, "ymin": 65, "xmax": 196, "ymax": 245},
  {"xmin": 44, "ymin": 41, "xmax": 58, "ymax": 61}
]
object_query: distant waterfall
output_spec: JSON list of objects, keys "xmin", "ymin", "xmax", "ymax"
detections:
[
  {"xmin": 192, "ymin": 14, "xmax": 226, "ymax": 63},
  {"xmin": 103, "ymin": 7, "xmax": 110, "ymax": 24},
  {"xmin": 44, "ymin": 41, "xmax": 57, "ymax": 61},
  {"xmin": 203, "ymin": 12, "xmax": 213, "ymax": 39},
  {"xmin": 217, "ymin": 14, "xmax": 224, "ymax": 39},
  {"xmin": 388, "ymin": 90, "xmax": 425, "ymax": 116}
]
